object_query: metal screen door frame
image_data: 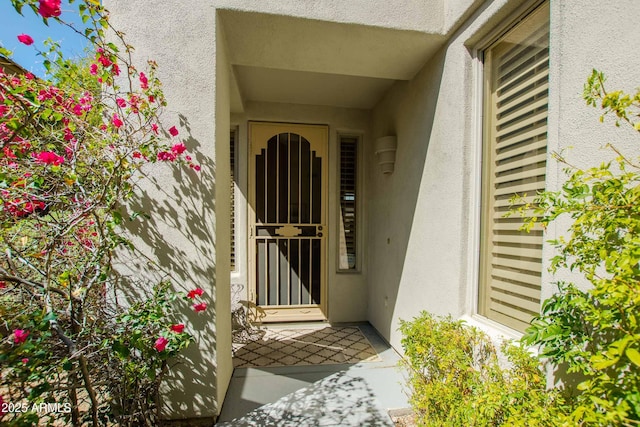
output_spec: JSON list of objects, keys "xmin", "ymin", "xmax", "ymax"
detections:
[{"xmin": 248, "ymin": 122, "xmax": 328, "ymax": 322}]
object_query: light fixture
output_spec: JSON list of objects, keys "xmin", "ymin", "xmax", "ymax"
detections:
[{"xmin": 375, "ymin": 135, "xmax": 397, "ymax": 174}]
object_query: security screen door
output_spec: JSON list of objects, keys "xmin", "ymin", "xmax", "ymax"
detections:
[{"xmin": 249, "ymin": 122, "xmax": 328, "ymax": 322}]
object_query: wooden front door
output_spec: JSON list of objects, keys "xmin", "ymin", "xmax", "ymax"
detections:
[{"xmin": 249, "ymin": 122, "xmax": 328, "ymax": 322}]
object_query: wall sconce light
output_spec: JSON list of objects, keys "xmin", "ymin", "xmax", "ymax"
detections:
[{"xmin": 375, "ymin": 135, "xmax": 397, "ymax": 175}]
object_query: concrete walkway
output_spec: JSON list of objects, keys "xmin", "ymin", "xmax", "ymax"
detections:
[{"xmin": 216, "ymin": 323, "xmax": 409, "ymax": 426}]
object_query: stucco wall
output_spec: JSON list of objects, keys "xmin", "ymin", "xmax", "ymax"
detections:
[
  {"xmin": 368, "ymin": 42, "xmax": 469, "ymax": 347},
  {"xmin": 105, "ymin": 0, "xmax": 229, "ymax": 420},
  {"xmin": 543, "ymin": 0, "xmax": 640, "ymax": 300},
  {"xmin": 104, "ymin": 0, "xmax": 639, "ymax": 419},
  {"xmin": 215, "ymin": 0, "xmax": 444, "ymax": 33},
  {"xmin": 367, "ymin": 0, "xmax": 516, "ymax": 348},
  {"xmin": 368, "ymin": 0, "xmax": 640, "ymax": 349}
]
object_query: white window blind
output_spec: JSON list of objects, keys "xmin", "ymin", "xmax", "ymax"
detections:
[
  {"xmin": 479, "ymin": 2, "xmax": 549, "ymax": 332},
  {"xmin": 339, "ymin": 136, "xmax": 358, "ymax": 270}
]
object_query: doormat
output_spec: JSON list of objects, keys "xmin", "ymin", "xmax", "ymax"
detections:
[{"xmin": 232, "ymin": 326, "xmax": 381, "ymax": 368}]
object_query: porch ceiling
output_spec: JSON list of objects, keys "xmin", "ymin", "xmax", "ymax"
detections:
[
  {"xmin": 233, "ymin": 65, "xmax": 396, "ymax": 110},
  {"xmin": 219, "ymin": 10, "xmax": 446, "ymax": 111}
]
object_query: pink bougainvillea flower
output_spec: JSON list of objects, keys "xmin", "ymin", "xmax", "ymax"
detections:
[
  {"xmin": 111, "ymin": 63, "xmax": 120, "ymax": 76},
  {"xmin": 6, "ymin": 199, "xmax": 46, "ymax": 218},
  {"xmin": 171, "ymin": 142, "xmax": 186, "ymax": 155},
  {"xmin": 191, "ymin": 164, "xmax": 201, "ymax": 172},
  {"xmin": 72, "ymin": 104, "xmax": 84, "ymax": 116},
  {"xmin": 154, "ymin": 336, "xmax": 169, "ymax": 352},
  {"xmin": 187, "ymin": 288, "xmax": 204, "ymax": 299},
  {"xmin": 0, "ymin": 105, "xmax": 8, "ymax": 117},
  {"xmin": 148, "ymin": 94, "xmax": 155, "ymax": 103},
  {"xmin": 63, "ymin": 127, "xmax": 74, "ymax": 141},
  {"xmin": 193, "ymin": 302, "xmax": 208, "ymax": 313},
  {"xmin": 168, "ymin": 126, "xmax": 179, "ymax": 137},
  {"xmin": 22, "ymin": 358, "xmax": 29, "ymax": 365},
  {"xmin": 112, "ymin": 114, "xmax": 123, "ymax": 128},
  {"xmin": 13, "ymin": 329, "xmax": 29, "ymax": 344},
  {"xmin": 79, "ymin": 91, "xmax": 93, "ymax": 103},
  {"xmin": 37, "ymin": 88, "xmax": 52, "ymax": 101},
  {"xmin": 34, "ymin": 151, "xmax": 64, "ymax": 166},
  {"xmin": 116, "ymin": 97, "xmax": 127, "ymax": 108},
  {"xmin": 89, "ymin": 63, "xmax": 98, "ymax": 75},
  {"xmin": 0, "ymin": 281, "xmax": 6, "ymax": 289},
  {"xmin": 132, "ymin": 151, "xmax": 142, "ymax": 159},
  {"xmin": 24, "ymin": 72, "xmax": 35, "ymax": 80},
  {"xmin": 98, "ymin": 55, "xmax": 111, "ymax": 67},
  {"xmin": 17, "ymin": 34, "xmax": 34, "ymax": 45},
  {"xmin": 38, "ymin": 0, "xmax": 62, "ymax": 18},
  {"xmin": 151, "ymin": 123, "xmax": 159, "ymax": 134},
  {"xmin": 170, "ymin": 324, "xmax": 185, "ymax": 333},
  {"xmin": 139, "ymin": 72, "xmax": 148, "ymax": 89},
  {"xmin": 157, "ymin": 151, "xmax": 176, "ymax": 162}
]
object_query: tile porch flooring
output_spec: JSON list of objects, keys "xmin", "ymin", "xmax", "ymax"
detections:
[{"xmin": 216, "ymin": 323, "xmax": 409, "ymax": 426}]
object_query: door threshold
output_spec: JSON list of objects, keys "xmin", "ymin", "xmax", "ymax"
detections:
[{"xmin": 255, "ymin": 320, "xmax": 330, "ymax": 329}]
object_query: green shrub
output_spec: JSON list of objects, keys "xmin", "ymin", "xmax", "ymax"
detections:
[
  {"xmin": 518, "ymin": 71, "xmax": 640, "ymax": 426},
  {"xmin": 400, "ymin": 71, "xmax": 640, "ymax": 427},
  {"xmin": 399, "ymin": 312, "xmax": 569, "ymax": 427}
]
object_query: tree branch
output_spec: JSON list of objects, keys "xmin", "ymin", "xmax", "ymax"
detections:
[{"xmin": 0, "ymin": 268, "xmax": 69, "ymax": 299}]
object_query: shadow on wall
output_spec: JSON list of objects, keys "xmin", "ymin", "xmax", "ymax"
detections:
[
  {"xmin": 113, "ymin": 114, "xmax": 221, "ymax": 419},
  {"xmin": 367, "ymin": 47, "xmax": 447, "ymax": 342}
]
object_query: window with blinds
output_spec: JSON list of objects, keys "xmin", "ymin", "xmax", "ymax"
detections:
[
  {"xmin": 339, "ymin": 136, "xmax": 358, "ymax": 271},
  {"xmin": 230, "ymin": 129, "xmax": 236, "ymax": 271},
  {"xmin": 479, "ymin": 2, "xmax": 549, "ymax": 333}
]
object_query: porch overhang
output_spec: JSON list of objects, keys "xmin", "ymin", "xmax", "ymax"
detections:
[{"xmin": 219, "ymin": 10, "xmax": 447, "ymax": 111}]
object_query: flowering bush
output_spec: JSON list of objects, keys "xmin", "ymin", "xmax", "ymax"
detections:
[{"xmin": 1, "ymin": 1, "xmax": 204, "ymax": 425}]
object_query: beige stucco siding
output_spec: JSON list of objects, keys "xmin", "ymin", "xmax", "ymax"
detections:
[
  {"xmin": 105, "ymin": 0, "xmax": 640, "ymax": 420},
  {"xmin": 105, "ymin": 0, "xmax": 230, "ymax": 420},
  {"xmin": 215, "ymin": 0, "xmax": 444, "ymax": 33},
  {"xmin": 367, "ymin": 0, "xmax": 519, "ymax": 348},
  {"xmin": 542, "ymin": 0, "xmax": 640, "ymax": 300},
  {"xmin": 367, "ymin": 0, "xmax": 640, "ymax": 348}
]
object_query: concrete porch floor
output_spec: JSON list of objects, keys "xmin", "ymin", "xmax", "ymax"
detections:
[{"xmin": 215, "ymin": 323, "xmax": 410, "ymax": 426}]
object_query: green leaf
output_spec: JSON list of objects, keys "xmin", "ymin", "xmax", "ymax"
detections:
[
  {"xmin": 626, "ymin": 347, "xmax": 640, "ymax": 367},
  {"xmin": 29, "ymin": 382, "xmax": 51, "ymax": 400},
  {"xmin": 112, "ymin": 211, "xmax": 123, "ymax": 225},
  {"xmin": 592, "ymin": 354, "xmax": 618, "ymax": 370},
  {"xmin": 42, "ymin": 312, "xmax": 57, "ymax": 322},
  {"xmin": 112, "ymin": 341, "xmax": 130, "ymax": 358},
  {"xmin": 0, "ymin": 46, "xmax": 13, "ymax": 57}
]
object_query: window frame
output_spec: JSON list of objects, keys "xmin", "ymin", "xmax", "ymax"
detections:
[
  {"xmin": 336, "ymin": 133, "xmax": 362, "ymax": 273},
  {"xmin": 474, "ymin": 0, "xmax": 550, "ymax": 333},
  {"xmin": 230, "ymin": 126, "xmax": 238, "ymax": 272}
]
